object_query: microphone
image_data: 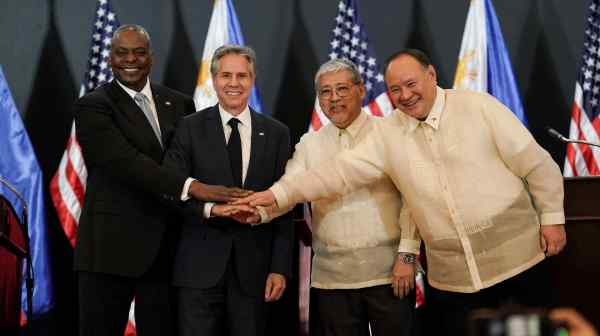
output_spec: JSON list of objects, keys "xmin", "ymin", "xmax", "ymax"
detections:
[
  {"xmin": 546, "ymin": 128, "xmax": 567, "ymax": 142},
  {"xmin": 546, "ymin": 127, "xmax": 600, "ymax": 148}
]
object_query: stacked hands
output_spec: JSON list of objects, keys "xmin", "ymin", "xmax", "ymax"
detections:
[
  {"xmin": 189, "ymin": 180, "xmax": 277, "ymax": 225},
  {"xmin": 188, "ymin": 182, "xmax": 568, "ymax": 301},
  {"xmin": 195, "ymin": 184, "xmax": 418, "ymax": 298}
]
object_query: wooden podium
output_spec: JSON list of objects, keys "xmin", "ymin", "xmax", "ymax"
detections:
[{"xmin": 547, "ymin": 176, "xmax": 600, "ymax": 329}]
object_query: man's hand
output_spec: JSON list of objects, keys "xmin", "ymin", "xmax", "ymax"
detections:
[
  {"xmin": 264, "ymin": 273, "xmax": 286, "ymax": 302},
  {"xmin": 391, "ymin": 255, "xmax": 415, "ymax": 298},
  {"xmin": 540, "ymin": 224, "xmax": 567, "ymax": 256},
  {"xmin": 189, "ymin": 180, "xmax": 252, "ymax": 202},
  {"xmin": 211, "ymin": 204, "xmax": 245, "ymax": 217},
  {"xmin": 210, "ymin": 204, "xmax": 258, "ymax": 222},
  {"xmin": 234, "ymin": 190, "xmax": 276, "ymax": 207},
  {"xmin": 230, "ymin": 206, "xmax": 261, "ymax": 225}
]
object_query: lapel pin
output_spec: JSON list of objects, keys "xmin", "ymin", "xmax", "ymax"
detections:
[
  {"xmin": 259, "ymin": 132, "xmax": 265, "ymax": 136},
  {"xmin": 165, "ymin": 101, "xmax": 172, "ymax": 106}
]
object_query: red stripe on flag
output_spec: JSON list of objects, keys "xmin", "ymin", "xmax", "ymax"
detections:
[
  {"xmin": 310, "ymin": 109, "xmax": 323, "ymax": 131},
  {"xmin": 368, "ymin": 101, "xmax": 383, "ymax": 117},
  {"xmin": 572, "ymin": 104, "xmax": 600, "ymax": 175},
  {"xmin": 50, "ymin": 159, "xmax": 78, "ymax": 247},
  {"xmin": 124, "ymin": 321, "xmax": 136, "ymax": 336},
  {"xmin": 49, "ymin": 175, "xmax": 79, "ymax": 247},
  {"xmin": 593, "ymin": 113, "xmax": 600, "ymax": 134},
  {"xmin": 566, "ymin": 104, "xmax": 582, "ymax": 176},
  {"xmin": 565, "ymin": 144, "xmax": 578, "ymax": 176},
  {"xmin": 20, "ymin": 310, "xmax": 26, "ymax": 327},
  {"xmin": 64, "ymin": 146, "xmax": 86, "ymax": 205},
  {"xmin": 415, "ymin": 281, "xmax": 425, "ymax": 308}
]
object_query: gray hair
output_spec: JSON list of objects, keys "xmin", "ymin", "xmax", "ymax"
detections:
[
  {"xmin": 314, "ymin": 58, "xmax": 362, "ymax": 89},
  {"xmin": 112, "ymin": 24, "xmax": 152, "ymax": 50},
  {"xmin": 210, "ymin": 44, "xmax": 257, "ymax": 77}
]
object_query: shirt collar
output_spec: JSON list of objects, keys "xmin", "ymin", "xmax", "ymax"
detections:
[
  {"xmin": 115, "ymin": 78, "xmax": 153, "ymax": 100},
  {"xmin": 218, "ymin": 104, "xmax": 251, "ymax": 128},
  {"xmin": 405, "ymin": 86, "xmax": 445, "ymax": 132},
  {"xmin": 338, "ymin": 109, "xmax": 368, "ymax": 139}
]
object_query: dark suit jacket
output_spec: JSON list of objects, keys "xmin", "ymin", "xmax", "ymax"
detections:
[
  {"xmin": 74, "ymin": 80, "xmax": 195, "ymax": 277},
  {"xmin": 163, "ymin": 105, "xmax": 294, "ymax": 296}
]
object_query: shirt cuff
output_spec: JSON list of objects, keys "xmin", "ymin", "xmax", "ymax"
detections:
[
  {"xmin": 181, "ymin": 178, "xmax": 195, "ymax": 201},
  {"xmin": 257, "ymin": 206, "xmax": 269, "ymax": 224},
  {"xmin": 270, "ymin": 183, "xmax": 290, "ymax": 209},
  {"xmin": 539, "ymin": 211, "xmax": 565, "ymax": 225},
  {"xmin": 204, "ymin": 202, "xmax": 215, "ymax": 219},
  {"xmin": 398, "ymin": 239, "xmax": 421, "ymax": 254}
]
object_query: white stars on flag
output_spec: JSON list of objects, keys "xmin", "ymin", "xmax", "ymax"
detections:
[
  {"xmin": 579, "ymin": 0, "xmax": 600, "ymax": 119},
  {"xmin": 83, "ymin": 0, "xmax": 119, "ymax": 93},
  {"xmin": 326, "ymin": 0, "xmax": 388, "ymax": 107}
]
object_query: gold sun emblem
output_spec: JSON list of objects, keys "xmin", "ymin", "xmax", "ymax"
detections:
[{"xmin": 453, "ymin": 50, "xmax": 480, "ymax": 89}]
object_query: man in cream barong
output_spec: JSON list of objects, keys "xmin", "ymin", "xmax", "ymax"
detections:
[
  {"xmin": 239, "ymin": 49, "xmax": 567, "ymax": 335},
  {"xmin": 256, "ymin": 58, "xmax": 416, "ymax": 336}
]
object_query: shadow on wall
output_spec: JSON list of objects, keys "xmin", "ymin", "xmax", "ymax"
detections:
[
  {"xmin": 520, "ymin": 0, "xmax": 574, "ymax": 167},
  {"xmin": 406, "ymin": 0, "xmax": 451, "ymax": 87},
  {"xmin": 162, "ymin": 0, "xmax": 198, "ymax": 97},
  {"xmin": 273, "ymin": 0, "xmax": 319, "ymax": 147}
]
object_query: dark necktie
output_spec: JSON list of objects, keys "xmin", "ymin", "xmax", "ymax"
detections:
[{"xmin": 227, "ymin": 118, "xmax": 243, "ymax": 187}]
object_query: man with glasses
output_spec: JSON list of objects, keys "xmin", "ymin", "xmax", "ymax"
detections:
[
  {"xmin": 239, "ymin": 49, "xmax": 566, "ymax": 335},
  {"xmin": 257, "ymin": 58, "xmax": 415, "ymax": 336}
]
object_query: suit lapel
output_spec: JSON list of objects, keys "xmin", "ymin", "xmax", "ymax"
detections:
[
  {"xmin": 108, "ymin": 81, "xmax": 163, "ymax": 152},
  {"xmin": 244, "ymin": 110, "xmax": 266, "ymax": 190},
  {"xmin": 205, "ymin": 106, "xmax": 236, "ymax": 186}
]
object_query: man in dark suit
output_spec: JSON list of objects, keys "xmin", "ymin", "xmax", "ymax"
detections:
[
  {"xmin": 163, "ymin": 45, "xmax": 294, "ymax": 336},
  {"xmin": 75, "ymin": 25, "xmax": 247, "ymax": 336}
]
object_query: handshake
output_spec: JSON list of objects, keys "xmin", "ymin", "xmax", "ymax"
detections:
[{"xmin": 188, "ymin": 180, "xmax": 279, "ymax": 225}]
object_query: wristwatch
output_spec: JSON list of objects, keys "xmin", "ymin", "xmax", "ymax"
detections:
[{"xmin": 399, "ymin": 253, "xmax": 416, "ymax": 264}]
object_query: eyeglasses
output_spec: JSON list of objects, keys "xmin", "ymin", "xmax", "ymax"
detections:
[{"xmin": 318, "ymin": 84, "xmax": 357, "ymax": 100}]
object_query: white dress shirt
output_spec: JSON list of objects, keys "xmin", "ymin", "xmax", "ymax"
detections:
[
  {"xmin": 201, "ymin": 105, "xmax": 253, "ymax": 217},
  {"xmin": 116, "ymin": 79, "xmax": 161, "ymax": 130}
]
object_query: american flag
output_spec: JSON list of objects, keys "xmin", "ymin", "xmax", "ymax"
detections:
[
  {"xmin": 564, "ymin": 0, "xmax": 600, "ymax": 176},
  {"xmin": 309, "ymin": 0, "xmax": 394, "ymax": 132},
  {"xmin": 50, "ymin": 0, "xmax": 119, "ymax": 247}
]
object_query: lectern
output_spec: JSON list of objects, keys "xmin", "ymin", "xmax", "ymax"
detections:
[
  {"xmin": 0, "ymin": 195, "xmax": 26, "ymax": 331},
  {"xmin": 547, "ymin": 176, "xmax": 600, "ymax": 329}
]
